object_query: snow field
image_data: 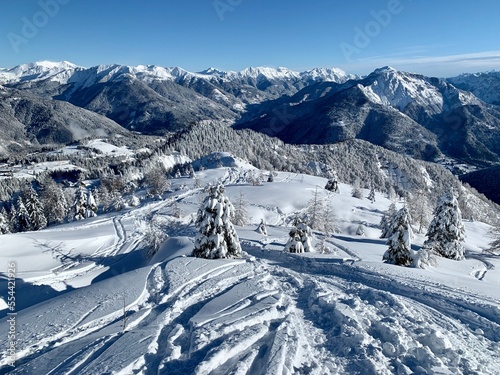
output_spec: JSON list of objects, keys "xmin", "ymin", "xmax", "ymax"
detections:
[{"xmin": 0, "ymin": 162, "xmax": 499, "ymax": 374}]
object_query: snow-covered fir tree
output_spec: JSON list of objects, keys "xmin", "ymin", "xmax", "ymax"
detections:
[
  {"xmin": 73, "ymin": 185, "xmax": 88, "ymax": 221},
  {"xmin": 144, "ymin": 162, "xmax": 170, "ymax": 197},
  {"xmin": 379, "ymin": 203, "xmax": 397, "ymax": 238},
  {"xmin": 368, "ymin": 183, "xmax": 376, "ymax": 203},
  {"xmin": 285, "ymin": 221, "xmax": 313, "ymax": 253},
  {"xmin": 256, "ymin": 219, "xmax": 268, "ymax": 235},
  {"xmin": 171, "ymin": 201, "xmax": 183, "ymax": 219},
  {"xmin": 0, "ymin": 209, "xmax": 10, "ymax": 234},
  {"xmin": 193, "ymin": 176, "xmax": 202, "ymax": 189},
  {"xmin": 192, "ymin": 184, "xmax": 242, "ymax": 259},
  {"xmin": 356, "ymin": 224, "xmax": 365, "ymax": 236},
  {"xmin": 41, "ymin": 179, "xmax": 68, "ymax": 224},
  {"xmin": 325, "ymin": 171, "xmax": 340, "ymax": 193},
  {"xmin": 424, "ymin": 193, "xmax": 465, "ymax": 260},
  {"xmin": 23, "ymin": 185, "xmax": 47, "ymax": 230},
  {"xmin": 284, "ymin": 231, "xmax": 305, "ymax": 253},
  {"xmin": 15, "ymin": 197, "xmax": 31, "ymax": 232},
  {"xmin": 267, "ymin": 171, "xmax": 274, "ymax": 183},
  {"xmin": 8, "ymin": 204, "xmax": 17, "ymax": 233},
  {"xmin": 383, "ymin": 207, "xmax": 413, "ymax": 266},
  {"xmin": 322, "ymin": 198, "xmax": 339, "ymax": 235},
  {"xmin": 86, "ymin": 190, "xmax": 98, "ymax": 218}
]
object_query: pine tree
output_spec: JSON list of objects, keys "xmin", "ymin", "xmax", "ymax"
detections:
[
  {"xmin": 73, "ymin": 185, "xmax": 87, "ymax": 221},
  {"xmin": 233, "ymin": 192, "xmax": 249, "ymax": 226},
  {"xmin": 8, "ymin": 204, "xmax": 17, "ymax": 233},
  {"xmin": 424, "ymin": 193, "xmax": 465, "ymax": 260},
  {"xmin": 192, "ymin": 184, "xmax": 242, "ymax": 259},
  {"xmin": 284, "ymin": 221, "xmax": 313, "ymax": 253},
  {"xmin": 23, "ymin": 185, "xmax": 47, "ymax": 230},
  {"xmin": 383, "ymin": 207, "xmax": 413, "ymax": 266},
  {"xmin": 267, "ymin": 171, "xmax": 274, "ymax": 183},
  {"xmin": 322, "ymin": 198, "xmax": 339, "ymax": 235},
  {"xmin": 139, "ymin": 216, "xmax": 168, "ymax": 259},
  {"xmin": 144, "ymin": 163, "xmax": 170, "ymax": 197},
  {"xmin": 0, "ymin": 209, "xmax": 10, "ymax": 234},
  {"xmin": 256, "ymin": 219, "xmax": 268, "ymax": 235},
  {"xmin": 368, "ymin": 183, "xmax": 376, "ymax": 203},
  {"xmin": 325, "ymin": 171, "xmax": 340, "ymax": 193},
  {"xmin": 284, "ymin": 230, "xmax": 305, "ymax": 253},
  {"xmin": 41, "ymin": 180, "xmax": 68, "ymax": 224},
  {"xmin": 15, "ymin": 197, "xmax": 31, "ymax": 232},
  {"xmin": 379, "ymin": 203, "xmax": 397, "ymax": 238},
  {"xmin": 86, "ymin": 190, "xmax": 98, "ymax": 218}
]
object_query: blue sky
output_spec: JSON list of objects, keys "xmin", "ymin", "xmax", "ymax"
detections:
[{"xmin": 1, "ymin": 0, "xmax": 499, "ymax": 77}]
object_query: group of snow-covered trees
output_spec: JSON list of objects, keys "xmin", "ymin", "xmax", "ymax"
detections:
[
  {"xmin": 382, "ymin": 192, "xmax": 466, "ymax": 267},
  {"xmin": 0, "ymin": 180, "xmax": 101, "ymax": 235}
]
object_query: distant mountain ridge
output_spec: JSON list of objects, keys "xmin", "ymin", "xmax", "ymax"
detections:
[
  {"xmin": 448, "ymin": 71, "xmax": 500, "ymax": 105},
  {"xmin": 2, "ymin": 61, "xmax": 500, "ymax": 168},
  {"xmin": 236, "ymin": 66, "xmax": 500, "ymax": 166},
  {"xmin": 0, "ymin": 61, "xmax": 355, "ymax": 88}
]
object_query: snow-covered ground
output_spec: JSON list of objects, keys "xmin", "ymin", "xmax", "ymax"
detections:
[{"xmin": 0, "ymin": 164, "xmax": 499, "ymax": 374}]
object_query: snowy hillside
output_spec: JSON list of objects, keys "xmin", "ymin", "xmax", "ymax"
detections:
[
  {"xmin": 1, "ymin": 163, "xmax": 499, "ymax": 374},
  {"xmin": 0, "ymin": 61, "xmax": 82, "ymax": 84},
  {"xmin": 361, "ymin": 66, "xmax": 481, "ymax": 113},
  {"xmin": 0, "ymin": 61, "xmax": 352, "ymax": 88},
  {"xmin": 448, "ymin": 71, "xmax": 500, "ymax": 105}
]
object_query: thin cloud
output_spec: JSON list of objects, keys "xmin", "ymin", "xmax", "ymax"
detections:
[{"xmin": 343, "ymin": 50, "xmax": 500, "ymax": 77}]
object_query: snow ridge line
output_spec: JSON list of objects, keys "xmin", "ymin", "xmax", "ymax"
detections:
[
  {"xmin": 134, "ymin": 261, "xmax": 258, "ymax": 373},
  {"xmin": 295, "ymin": 257, "xmax": 500, "ymax": 342},
  {"xmin": 244, "ymin": 247, "xmax": 500, "ymax": 373}
]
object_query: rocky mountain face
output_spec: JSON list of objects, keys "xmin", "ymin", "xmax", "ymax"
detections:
[
  {"xmin": 448, "ymin": 71, "xmax": 500, "ymax": 105},
  {"xmin": 237, "ymin": 67, "xmax": 500, "ymax": 166},
  {"xmin": 2, "ymin": 61, "xmax": 500, "ymax": 169},
  {"xmin": 0, "ymin": 85, "xmax": 130, "ymax": 156}
]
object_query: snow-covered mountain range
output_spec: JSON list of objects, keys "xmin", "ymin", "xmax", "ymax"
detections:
[
  {"xmin": 0, "ymin": 61, "xmax": 354, "ymax": 88},
  {"xmin": 1, "ymin": 61, "xmax": 500, "ymax": 169},
  {"xmin": 448, "ymin": 71, "xmax": 500, "ymax": 105}
]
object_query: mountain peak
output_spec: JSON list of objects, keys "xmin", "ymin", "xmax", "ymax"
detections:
[
  {"xmin": 199, "ymin": 67, "xmax": 227, "ymax": 76},
  {"xmin": 373, "ymin": 66, "xmax": 398, "ymax": 74},
  {"xmin": 0, "ymin": 60, "xmax": 82, "ymax": 84}
]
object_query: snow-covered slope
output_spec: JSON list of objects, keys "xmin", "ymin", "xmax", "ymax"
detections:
[
  {"xmin": 448, "ymin": 71, "xmax": 500, "ymax": 105},
  {"xmin": 0, "ymin": 61, "xmax": 351, "ymax": 87},
  {"xmin": 0, "ymin": 61, "xmax": 82, "ymax": 84},
  {"xmin": 361, "ymin": 66, "xmax": 481, "ymax": 114},
  {"xmin": 0, "ymin": 164, "xmax": 498, "ymax": 374}
]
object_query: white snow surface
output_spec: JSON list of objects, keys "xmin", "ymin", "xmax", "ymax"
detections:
[
  {"xmin": 361, "ymin": 67, "xmax": 481, "ymax": 114},
  {"xmin": 0, "ymin": 61, "xmax": 82, "ymax": 84},
  {"xmin": 0, "ymin": 165, "xmax": 499, "ymax": 374},
  {"xmin": 1, "ymin": 61, "xmax": 354, "ymax": 88}
]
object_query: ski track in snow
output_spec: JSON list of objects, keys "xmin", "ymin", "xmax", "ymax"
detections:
[
  {"xmin": 1, "ymin": 173, "xmax": 499, "ymax": 374},
  {"xmin": 3, "ymin": 244, "xmax": 499, "ymax": 374}
]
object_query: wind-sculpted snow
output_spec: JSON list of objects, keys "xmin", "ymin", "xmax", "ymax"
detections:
[
  {"xmin": 0, "ymin": 170, "xmax": 499, "ymax": 374},
  {"xmin": 2, "ymin": 247, "xmax": 498, "ymax": 374}
]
